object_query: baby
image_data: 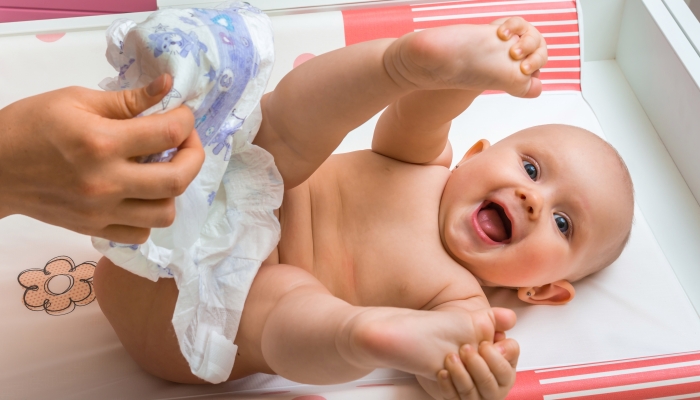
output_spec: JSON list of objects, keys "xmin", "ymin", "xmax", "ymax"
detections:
[{"xmin": 94, "ymin": 8, "xmax": 634, "ymax": 400}]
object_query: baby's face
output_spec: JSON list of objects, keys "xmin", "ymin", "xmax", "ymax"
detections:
[{"xmin": 439, "ymin": 125, "xmax": 633, "ymax": 288}]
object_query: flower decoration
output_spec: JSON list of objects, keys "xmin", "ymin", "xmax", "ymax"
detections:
[{"xmin": 17, "ymin": 256, "xmax": 96, "ymax": 316}]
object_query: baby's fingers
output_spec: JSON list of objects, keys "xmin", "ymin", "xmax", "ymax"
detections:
[
  {"xmin": 480, "ymin": 341, "xmax": 517, "ymax": 389},
  {"xmin": 440, "ymin": 353, "xmax": 478, "ymax": 399},
  {"xmin": 495, "ymin": 338, "xmax": 521, "ymax": 370},
  {"xmin": 461, "ymin": 344, "xmax": 499, "ymax": 399}
]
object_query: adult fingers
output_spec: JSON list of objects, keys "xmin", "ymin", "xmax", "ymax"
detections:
[
  {"xmin": 94, "ymin": 225, "xmax": 151, "ymax": 244},
  {"xmin": 107, "ymin": 105, "xmax": 196, "ymax": 158},
  {"xmin": 95, "ymin": 74, "xmax": 173, "ymax": 120},
  {"xmin": 479, "ymin": 341, "xmax": 517, "ymax": 388},
  {"xmin": 445, "ymin": 353, "xmax": 479, "ymax": 400},
  {"xmin": 437, "ymin": 370, "xmax": 461, "ymax": 400},
  {"xmin": 492, "ymin": 307, "xmax": 517, "ymax": 332},
  {"xmin": 108, "ymin": 198, "xmax": 176, "ymax": 229},
  {"xmin": 494, "ymin": 339, "xmax": 520, "ymax": 369},
  {"xmin": 121, "ymin": 129, "xmax": 204, "ymax": 199}
]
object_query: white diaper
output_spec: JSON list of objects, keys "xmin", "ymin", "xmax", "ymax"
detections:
[{"xmin": 92, "ymin": 2, "xmax": 282, "ymax": 384}]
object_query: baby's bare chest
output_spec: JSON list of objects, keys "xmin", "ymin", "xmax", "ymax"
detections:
[{"xmin": 278, "ymin": 151, "xmax": 477, "ymax": 309}]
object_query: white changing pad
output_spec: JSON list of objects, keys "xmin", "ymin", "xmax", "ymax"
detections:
[{"xmin": 1, "ymin": 2, "xmax": 700, "ymax": 400}]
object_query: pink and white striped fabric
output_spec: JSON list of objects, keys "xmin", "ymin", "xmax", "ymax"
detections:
[
  {"xmin": 508, "ymin": 351, "xmax": 700, "ymax": 399},
  {"xmin": 342, "ymin": 0, "xmax": 581, "ymax": 92},
  {"xmin": 0, "ymin": 0, "xmax": 156, "ymax": 23}
]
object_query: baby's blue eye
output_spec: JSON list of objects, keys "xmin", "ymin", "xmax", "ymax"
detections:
[
  {"xmin": 554, "ymin": 214, "xmax": 570, "ymax": 234},
  {"xmin": 523, "ymin": 161, "xmax": 537, "ymax": 180}
]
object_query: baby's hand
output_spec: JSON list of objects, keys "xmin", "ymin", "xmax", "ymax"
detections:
[
  {"xmin": 437, "ymin": 338, "xmax": 520, "ymax": 400},
  {"xmin": 384, "ymin": 18, "xmax": 547, "ymax": 97}
]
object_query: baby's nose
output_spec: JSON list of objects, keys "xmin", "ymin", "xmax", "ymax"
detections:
[{"xmin": 515, "ymin": 188, "xmax": 543, "ymax": 220}]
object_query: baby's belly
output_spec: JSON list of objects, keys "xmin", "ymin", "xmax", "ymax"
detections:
[{"xmin": 276, "ymin": 177, "xmax": 363, "ymax": 304}]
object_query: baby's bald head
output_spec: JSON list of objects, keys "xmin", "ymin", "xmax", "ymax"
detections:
[{"xmin": 440, "ymin": 124, "xmax": 634, "ymax": 296}]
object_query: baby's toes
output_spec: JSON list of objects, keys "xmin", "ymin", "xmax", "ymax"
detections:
[
  {"xmin": 497, "ymin": 16, "xmax": 528, "ymax": 41},
  {"xmin": 521, "ymin": 46, "xmax": 548, "ymax": 75},
  {"xmin": 511, "ymin": 32, "xmax": 541, "ymax": 60}
]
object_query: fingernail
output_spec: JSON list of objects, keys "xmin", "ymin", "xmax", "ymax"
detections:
[
  {"xmin": 503, "ymin": 29, "xmax": 510, "ymax": 38},
  {"xmin": 514, "ymin": 48, "xmax": 522, "ymax": 56},
  {"xmin": 522, "ymin": 63, "xmax": 530, "ymax": 73},
  {"xmin": 496, "ymin": 344, "xmax": 506, "ymax": 354},
  {"xmin": 146, "ymin": 75, "xmax": 166, "ymax": 96},
  {"xmin": 461, "ymin": 344, "xmax": 472, "ymax": 354},
  {"xmin": 439, "ymin": 370, "xmax": 449, "ymax": 380},
  {"xmin": 450, "ymin": 353, "xmax": 460, "ymax": 364}
]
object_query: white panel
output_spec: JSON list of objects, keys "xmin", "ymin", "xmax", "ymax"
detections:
[
  {"xmin": 267, "ymin": 11, "xmax": 346, "ymax": 91},
  {"xmin": 579, "ymin": 0, "xmax": 626, "ymax": 61},
  {"xmin": 582, "ymin": 58, "xmax": 700, "ymax": 314},
  {"xmin": 617, "ymin": 0, "xmax": 700, "ymax": 202},
  {"xmin": 664, "ymin": 0, "xmax": 700, "ymax": 55}
]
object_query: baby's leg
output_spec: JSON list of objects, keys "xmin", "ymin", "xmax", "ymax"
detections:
[
  {"xmin": 96, "ymin": 258, "xmax": 502, "ymax": 384},
  {"xmin": 93, "ymin": 257, "xmax": 204, "ymax": 384},
  {"xmin": 246, "ymin": 265, "xmax": 502, "ymax": 384}
]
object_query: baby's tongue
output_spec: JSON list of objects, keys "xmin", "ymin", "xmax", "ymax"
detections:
[{"xmin": 477, "ymin": 208, "xmax": 507, "ymax": 242}]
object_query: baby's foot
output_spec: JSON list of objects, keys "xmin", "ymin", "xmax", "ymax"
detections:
[
  {"xmin": 385, "ymin": 17, "xmax": 547, "ymax": 97},
  {"xmin": 340, "ymin": 305, "xmax": 514, "ymax": 379}
]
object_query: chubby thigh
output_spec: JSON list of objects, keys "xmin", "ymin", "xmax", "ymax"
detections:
[{"xmin": 94, "ymin": 257, "xmax": 330, "ymax": 383}]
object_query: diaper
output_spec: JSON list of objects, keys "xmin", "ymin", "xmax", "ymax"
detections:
[{"xmin": 92, "ymin": 2, "xmax": 282, "ymax": 384}]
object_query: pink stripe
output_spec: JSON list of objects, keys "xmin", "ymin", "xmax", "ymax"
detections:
[
  {"xmin": 572, "ymin": 380, "xmax": 700, "ymax": 399},
  {"xmin": 538, "ymin": 364, "xmax": 700, "ymax": 395},
  {"xmin": 548, "ymin": 47, "xmax": 580, "ymax": 56},
  {"xmin": 413, "ymin": 0, "xmax": 574, "ymax": 7},
  {"xmin": 414, "ymin": 12, "xmax": 579, "ymax": 29},
  {"xmin": 535, "ymin": 24, "xmax": 580, "ymax": 34},
  {"xmin": 544, "ymin": 60, "xmax": 581, "ymax": 68},
  {"xmin": 539, "ymin": 72, "xmax": 580, "ymax": 80},
  {"xmin": 536, "ymin": 353, "xmax": 700, "ymax": 379},
  {"xmin": 0, "ymin": 0, "xmax": 156, "ymax": 13},
  {"xmin": 542, "ymin": 36, "xmax": 580, "ymax": 45},
  {"xmin": 0, "ymin": 7, "xmax": 101, "ymax": 23},
  {"xmin": 412, "ymin": 2, "xmax": 576, "ymax": 18}
]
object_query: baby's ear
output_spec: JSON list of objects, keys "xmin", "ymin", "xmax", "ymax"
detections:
[
  {"xmin": 517, "ymin": 280, "xmax": 575, "ymax": 305},
  {"xmin": 457, "ymin": 139, "xmax": 491, "ymax": 166}
]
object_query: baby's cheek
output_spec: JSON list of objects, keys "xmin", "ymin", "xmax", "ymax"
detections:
[{"xmin": 503, "ymin": 244, "xmax": 565, "ymax": 284}]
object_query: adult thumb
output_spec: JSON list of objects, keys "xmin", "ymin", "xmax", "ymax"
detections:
[{"xmin": 101, "ymin": 74, "xmax": 173, "ymax": 120}]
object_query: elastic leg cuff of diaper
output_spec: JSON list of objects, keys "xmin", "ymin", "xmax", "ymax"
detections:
[{"xmin": 193, "ymin": 331, "xmax": 237, "ymax": 384}]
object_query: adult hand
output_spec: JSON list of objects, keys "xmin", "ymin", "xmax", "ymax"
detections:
[{"xmin": 0, "ymin": 74, "xmax": 204, "ymax": 243}]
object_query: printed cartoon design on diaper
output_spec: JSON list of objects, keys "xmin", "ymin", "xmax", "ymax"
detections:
[
  {"xmin": 148, "ymin": 27, "xmax": 209, "ymax": 66},
  {"xmin": 17, "ymin": 256, "xmax": 96, "ymax": 316},
  {"xmin": 109, "ymin": 241, "xmax": 139, "ymax": 250}
]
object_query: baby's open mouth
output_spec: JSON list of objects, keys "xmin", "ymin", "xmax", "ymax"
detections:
[{"xmin": 477, "ymin": 201, "xmax": 512, "ymax": 243}]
